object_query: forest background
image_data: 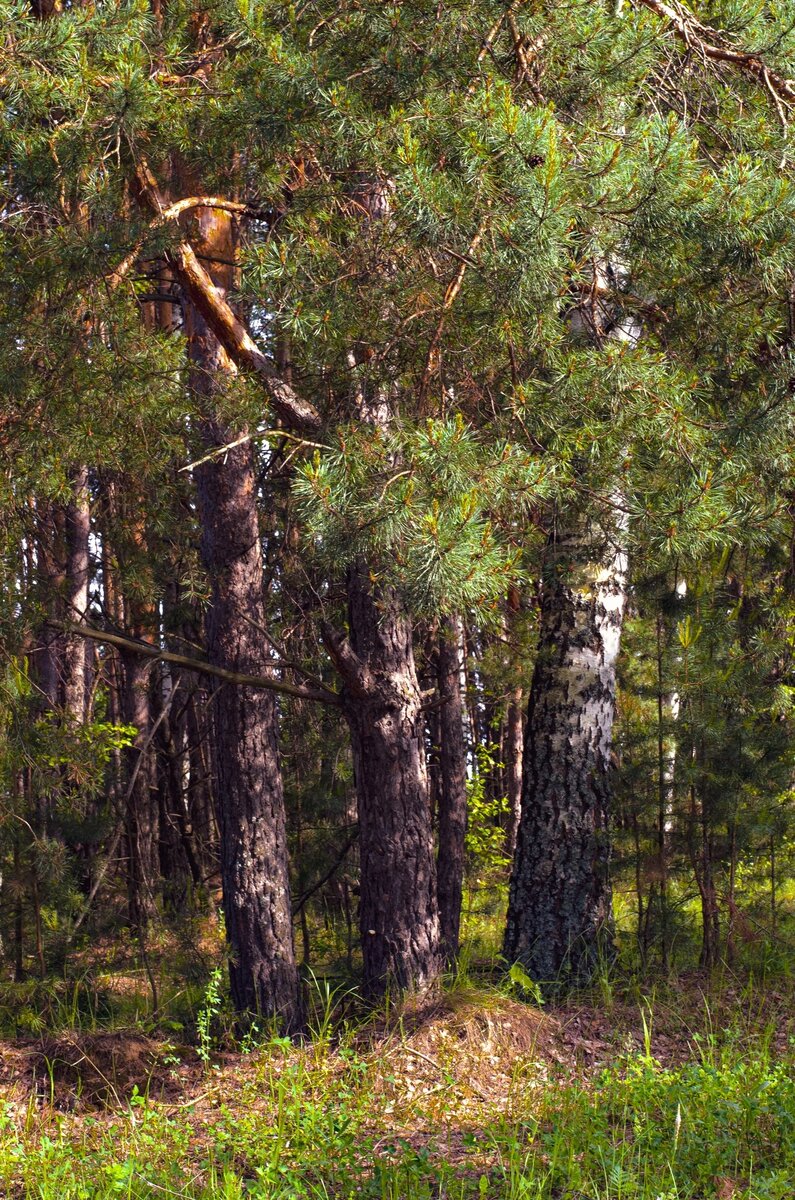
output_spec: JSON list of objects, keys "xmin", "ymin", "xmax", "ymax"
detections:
[{"xmin": 2, "ymin": 1, "xmax": 795, "ymax": 1197}]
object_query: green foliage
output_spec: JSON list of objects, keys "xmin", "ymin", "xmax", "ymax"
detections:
[
  {"xmin": 615, "ymin": 545, "xmax": 795, "ymax": 970},
  {"xmin": 465, "ymin": 743, "xmax": 510, "ymax": 875},
  {"xmin": 3, "ymin": 0, "xmax": 795, "ymax": 1062},
  {"xmin": 296, "ymin": 418, "xmax": 550, "ymax": 615},
  {"xmin": 505, "ymin": 963, "xmax": 545, "ymax": 1007},
  {"xmin": 196, "ymin": 967, "xmax": 224, "ymax": 1069}
]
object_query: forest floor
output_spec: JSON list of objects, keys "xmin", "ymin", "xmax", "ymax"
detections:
[{"xmin": 0, "ymin": 960, "xmax": 794, "ymax": 1199}]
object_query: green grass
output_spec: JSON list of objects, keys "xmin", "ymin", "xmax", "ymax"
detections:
[
  {"xmin": 2, "ymin": 991, "xmax": 794, "ymax": 1199},
  {"xmin": 3, "ymin": 892, "xmax": 795, "ymax": 1198}
]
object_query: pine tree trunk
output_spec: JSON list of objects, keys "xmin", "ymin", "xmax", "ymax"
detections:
[
  {"xmin": 328, "ymin": 563, "xmax": 441, "ymax": 996},
  {"xmin": 436, "ymin": 616, "xmax": 467, "ymax": 966},
  {"xmin": 186, "ymin": 687, "xmax": 217, "ymax": 880},
  {"xmin": 108, "ymin": 488, "xmax": 161, "ymax": 929},
  {"xmin": 121, "ymin": 649, "xmax": 159, "ymax": 929},
  {"xmin": 504, "ymin": 521, "xmax": 627, "ymax": 985},
  {"xmin": 185, "ymin": 204, "xmax": 300, "ymax": 1031}
]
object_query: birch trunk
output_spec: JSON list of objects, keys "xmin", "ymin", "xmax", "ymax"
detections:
[
  {"xmin": 62, "ymin": 466, "xmax": 91, "ymax": 721},
  {"xmin": 504, "ymin": 521, "xmax": 627, "ymax": 984}
]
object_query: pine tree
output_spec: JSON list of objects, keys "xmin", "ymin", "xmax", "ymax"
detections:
[{"xmin": 2, "ymin": 0, "xmax": 795, "ymax": 1006}]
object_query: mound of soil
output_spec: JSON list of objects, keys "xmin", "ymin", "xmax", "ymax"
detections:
[
  {"xmin": 362, "ymin": 989, "xmax": 571, "ymax": 1123},
  {"xmin": 32, "ymin": 1031, "xmax": 188, "ymax": 1108}
]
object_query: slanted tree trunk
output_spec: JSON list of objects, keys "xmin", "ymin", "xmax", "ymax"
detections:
[
  {"xmin": 184, "ymin": 203, "xmax": 301, "ymax": 1031},
  {"xmin": 436, "ymin": 616, "xmax": 467, "ymax": 966},
  {"xmin": 326, "ymin": 563, "xmax": 441, "ymax": 996},
  {"xmin": 504, "ymin": 520, "xmax": 627, "ymax": 985}
]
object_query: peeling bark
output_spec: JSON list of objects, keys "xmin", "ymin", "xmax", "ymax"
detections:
[
  {"xmin": 504, "ymin": 521, "xmax": 627, "ymax": 985},
  {"xmin": 61, "ymin": 466, "xmax": 91, "ymax": 722},
  {"xmin": 505, "ymin": 687, "xmax": 523, "ymax": 858}
]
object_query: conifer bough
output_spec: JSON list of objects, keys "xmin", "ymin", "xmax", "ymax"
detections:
[{"xmin": 636, "ymin": 0, "xmax": 795, "ymax": 109}]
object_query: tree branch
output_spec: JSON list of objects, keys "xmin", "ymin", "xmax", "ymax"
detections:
[
  {"xmin": 124, "ymin": 160, "xmax": 323, "ymax": 436},
  {"xmin": 418, "ymin": 214, "xmax": 490, "ymax": 406},
  {"xmin": 54, "ymin": 622, "xmax": 342, "ymax": 706},
  {"xmin": 321, "ymin": 623, "xmax": 376, "ymax": 700},
  {"xmin": 292, "ymin": 828, "xmax": 359, "ymax": 915},
  {"xmin": 637, "ymin": 0, "xmax": 795, "ymax": 107},
  {"xmin": 108, "ymin": 196, "xmax": 267, "ymax": 291}
]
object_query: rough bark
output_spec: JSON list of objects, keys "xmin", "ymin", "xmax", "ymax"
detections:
[
  {"xmin": 436, "ymin": 616, "xmax": 467, "ymax": 966},
  {"xmin": 321, "ymin": 173, "xmax": 442, "ymax": 998},
  {"xmin": 121, "ymin": 648, "xmax": 159, "ymax": 928},
  {"xmin": 185, "ymin": 203, "xmax": 300, "ymax": 1031},
  {"xmin": 327, "ymin": 564, "xmax": 441, "ymax": 996},
  {"xmin": 504, "ymin": 521, "xmax": 627, "ymax": 986}
]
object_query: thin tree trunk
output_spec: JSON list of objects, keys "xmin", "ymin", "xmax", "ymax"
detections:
[
  {"xmin": 62, "ymin": 465, "xmax": 91, "ymax": 721},
  {"xmin": 505, "ymin": 686, "xmax": 523, "ymax": 858},
  {"xmin": 700, "ymin": 803, "xmax": 719, "ymax": 970},
  {"xmin": 504, "ymin": 519, "xmax": 627, "ymax": 985},
  {"xmin": 436, "ymin": 616, "xmax": 467, "ymax": 967},
  {"xmin": 13, "ymin": 832, "xmax": 24, "ymax": 983},
  {"xmin": 186, "ymin": 688, "xmax": 217, "ymax": 879},
  {"xmin": 156, "ymin": 682, "xmax": 204, "ymax": 903},
  {"xmin": 107, "ymin": 490, "xmax": 161, "ymax": 930},
  {"xmin": 121, "ymin": 649, "xmax": 159, "ymax": 928},
  {"xmin": 185, "ymin": 202, "xmax": 300, "ymax": 1031},
  {"xmin": 33, "ymin": 500, "xmax": 64, "ymax": 717},
  {"xmin": 463, "ymin": 623, "xmax": 487, "ymax": 762},
  {"xmin": 655, "ymin": 611, "xmax": 670, "ymax": 973},
  {"xmin": 726, "ymin": 815, "xmax": 737, "ymax": 966}
]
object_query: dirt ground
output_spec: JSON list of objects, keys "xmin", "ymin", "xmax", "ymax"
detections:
[{"xmin": 2, "ymin": 974, "xmax": 791, "ymax": 1134}]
